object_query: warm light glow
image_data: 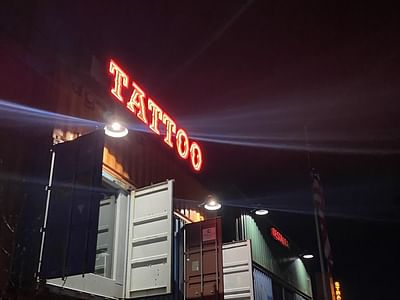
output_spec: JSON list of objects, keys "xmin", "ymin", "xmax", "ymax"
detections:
[
  {"xmin": 190, "ymin": 142, "xmax": 203, "ymax": 171},
  {"xmin": 126, "ymin": 81, "xmax": 148, "ymax": 124},
  {"xmin": 104, "ymin": 122, "xmax": 128, "ymax": 138},
  {"xmin": 109, "ymin": 60, "xmax": 128, "ymax": 102},
  {"xmin": 147, "ymin": 98, "xmax": 163, "ymax": 135},
  {"xmin": 255, "ymin": 209, "xmax": 269, "ymax": 215},
  {"xmin": 162, "ymin": 113, "xmax": 176, "ymax": 148},
  {"xmin": 334, "ymin": 281, "xmax": 342, "ymax": 300},
  {"xmin": 204, "ymin": 195, "xmax": 221, "ymax": 211},
  {"xmin": 302, "ymin": 254, "xmax": 314, "ymax": 259},
  {"xmin": 176, "ymin": 129, "xmax": 189, "ymax": 159},
  {"xmin": 175, "ymin": 209, "xmax": 204, "ymax": 223},
  {"xmin": 111, "ymin": 122, "xmax": 121, "ymax": 130}
]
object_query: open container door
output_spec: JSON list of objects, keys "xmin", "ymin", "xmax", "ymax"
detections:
[
  {"xmin": 39, "ymin": 130, "xmax": 104, "ymax": 279},
  {"xmin": 223, "ymin": 240, "xmax": 254, "ymax": 299},
  {"xmin": 126, "ymin": 180, "xmax": 174, "ymax": 298}
]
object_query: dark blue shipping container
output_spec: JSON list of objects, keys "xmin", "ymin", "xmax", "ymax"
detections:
[{"xmin": 253, "ymin": 267, "xmax": 274, "ymax": 300}]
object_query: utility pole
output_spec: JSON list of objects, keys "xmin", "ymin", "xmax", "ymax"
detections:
[
  {"xmin": 314, "ymin": 204, "xmax": 330, "ymax": 300},
  {"xmin": 304, "ymin": 126, "xmax": 330, "ymax": 300}
]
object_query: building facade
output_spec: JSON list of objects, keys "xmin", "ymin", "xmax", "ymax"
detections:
[{"xmin": 0, "ymin": 3, "xmax": 313, "ymax": 299}]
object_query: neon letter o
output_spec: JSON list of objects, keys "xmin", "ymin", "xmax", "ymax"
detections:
[
  {"xmin": 176, "ymin": 129, "xmax": 189, "ymax": 159},
  {"xmin": 190, "ymin": 142, "xmax": 203, "ymax": 171}
]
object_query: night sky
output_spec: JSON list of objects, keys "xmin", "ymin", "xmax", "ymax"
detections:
[{"xmin": 3, "ymin": 1, "xmax": 400, "ymax": 299}]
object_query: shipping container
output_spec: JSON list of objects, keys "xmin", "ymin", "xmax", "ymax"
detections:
[
  {"xmin": 126, "ymin": 181, "xmax": 174, "ymax": 298},
  {"xmin": 222, "ymin": 240, "xmax": 306, "ymax": 300},
  {"xmin": 47, "ymin": 180, "xmax": 181, "ymax": 299},
  {"xmin": 236, "ymin": 214, "xmax": 313, "ymax": 298},
  {"xmin": 47, "ymin": 178, "xmax": 128, "ymax": 298},
  {"xmin": 0, "ymin": 28, "xmax": 318, "ymax": 300},
  {"xmin": 222, "ymin": 240, "xmax": 254, "ymax": 300},
  {"xmin": 253, "ymin": 268, "xmax": 273, "ymax": 300},
  {"xmin": 0, "ymin": 19, "xmax": 258, "ymax": 300},
  {"xmin": 185, "ymin": 218, "xmax": 224, "ymax": 299},
  {"xmin": 221, "ymin": 240, "xmax": 279, "ymax": 300}
]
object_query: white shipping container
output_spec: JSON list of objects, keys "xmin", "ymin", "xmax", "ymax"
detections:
[
  {"xmin": 47, "ymin": 178, "xmax": 175, "ymax": 300},
  {"xmin": 223, "ymin": 240, "xmax": 254, "ymax": 300},
  {"xmin": 125, "ymin": 180, "xmax": 174, "ymax": 298}
]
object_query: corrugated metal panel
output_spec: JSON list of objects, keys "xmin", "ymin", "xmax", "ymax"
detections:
[
  {"xmin": 126, "ymin": 180, "xmax": 173, "ymax": 298},
  {"xmin": 223, "ymin": 240, "xmax": 254, "ymax": 299},
  {"xmin": 253, "ymin": 268, "xmax": 273, "ymax": 300},
  {"xmin": 185, "ymin": 218, "xmax": 224, "ymax": 299},
  {"xmin": 95, "ymin": 195, "xmax": 115, "ymax": 278},
  {"xmin": 40, "ymin": 130, "xmax": 104, "ymax": 279},
  {"xmin": 49, "ymin": 62, "xmax": 210, "ymax": 204},
  {"xmin": 132, "ymin": 216, "xmax": 185, "ymax": 300},
  {"xmin": 294, "ymin": 293, "xmax": 307, "ymax": 300},
  {"xmin": 103, "ymin": 147, "xmax": 129, "ymax": 179},
  {"xmin": 113, "ymin": 192, "xmax": 129, "ymax": 285},
  {"xmin": 104, "ymin": 133, "xmax": 210, "ymax": 202},
  {"xmin": 284, "ymin": 288, "xmax": 295, "ymax": 300},
  {"xmin": 272, "ymin": 281, "xmax": 284, "ymax": 300},
  {"xmin": 238, "ymin": 215, "xmax": 312, "ymax": 298},
  {"xmin": 240, "ymin": 215, "xmax": 275, "ymax": 271}
]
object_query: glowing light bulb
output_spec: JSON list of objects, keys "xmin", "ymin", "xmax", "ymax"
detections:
[
  {"xmin": 111, "ymin": 122, "xmax": 121, "ymax": 130},
  {"xmin": 255, "ymin": 209, "xmax": 269, "ymax": 216},
  {"xmin": 104, "ymin": 121, "xmax": 128, "ymax": 138},
  {"xmin": 204, "ymin": 195, "xmax": 221, "ymax": 211}
]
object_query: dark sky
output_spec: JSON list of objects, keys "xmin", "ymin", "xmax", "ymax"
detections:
[{"xmin": 4, "ymin": 1, "xmax": 400, "ymax": 299}]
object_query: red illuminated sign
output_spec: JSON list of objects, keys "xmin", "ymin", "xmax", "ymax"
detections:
[
  {"xmin": 108, "ymin": 59, "xmax": 203, "ymax": 171},
  {"xmin": 270, "ymin": 227, "xmax": 289, "ymax": 248}
]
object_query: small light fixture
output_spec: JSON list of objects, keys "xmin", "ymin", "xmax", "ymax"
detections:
[
  {"xmin": 255, "ymin": 209, "xmax": 269, "ymax": 216},
  {"xmin": 204, "ymin": 195, "xmax": 221, "ymax": 211},
  {"xmin": 302, "ymin": 254, "xmax": 314, "ymax": 259},
  {"xmin": 104, "ymin": 121, "xmax": 128, "ymax": 138}
]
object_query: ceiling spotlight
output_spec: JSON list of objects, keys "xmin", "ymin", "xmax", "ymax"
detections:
[
  {"xmin": 104, "ymin": 121, "xmax": 128, "ymax": 138},
  {"xmin": 302, "ymin": 254, "xmax": 314, "ymax": 259},
  {"xmin": 204, "ymin": 195, "xmax": 221, "ymax": 211},
  {"xmin": 255, "ymin": 209, "xmax": 269, "ymax": 216}
]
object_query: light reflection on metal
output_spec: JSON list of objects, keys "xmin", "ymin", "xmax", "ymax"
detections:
[{"xmin": 302, "ymin": 254, "xmax": 314, "ymax": 259}]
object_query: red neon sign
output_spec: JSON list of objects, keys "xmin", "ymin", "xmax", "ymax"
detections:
[
  {"xmin": 108, "ymin": 59, "xmax": 203, "ymax": 171},
  {"xmin": 271, "ymin": 227, "xmax": 289, "ymax": 248}
]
